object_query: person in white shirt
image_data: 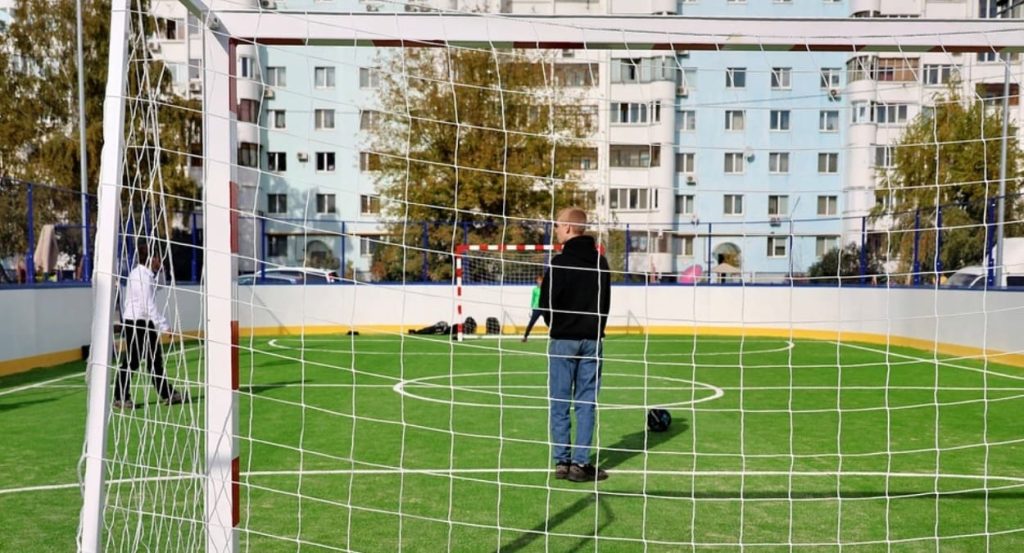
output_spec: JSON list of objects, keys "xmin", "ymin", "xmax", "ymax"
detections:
[{"xmin": 113, "ymin": 244, "xmax": 185, "ymax": 409}]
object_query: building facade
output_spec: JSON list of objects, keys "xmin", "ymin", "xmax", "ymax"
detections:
[{"xmin": 147, "ymin": 0, "xmax": 1022, "ymax": 281}]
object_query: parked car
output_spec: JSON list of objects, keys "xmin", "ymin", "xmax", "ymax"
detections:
[
  {"xmin": 946, "ymin": 238, "xmax": 1024, "ymax": 289},
  {"xmin": 258, "ymin": 267, "xmax": 341, "ymax": 284},
  {"xmin": 237, "ymin": 274, "xmax": 300, "ymax": 285}
]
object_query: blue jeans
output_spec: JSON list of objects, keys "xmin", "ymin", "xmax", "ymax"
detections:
[{"xmin": 548, "ymin": 338, "xmax": 602, "ymax": 465}]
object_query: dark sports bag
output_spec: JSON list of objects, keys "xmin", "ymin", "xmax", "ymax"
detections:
[{"xmin": 485, "ymin": 317, "xmax": 501, "ymax": 335}]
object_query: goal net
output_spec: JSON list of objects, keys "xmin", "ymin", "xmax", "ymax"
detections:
[{"xmin": 80, "ymin": 2, "xmax": 1024, "ymax": 552}]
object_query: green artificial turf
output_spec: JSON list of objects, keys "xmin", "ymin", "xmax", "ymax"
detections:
[{"xmin": 2, "ymin": 334, "xmax": 1022, "ymax": 552}]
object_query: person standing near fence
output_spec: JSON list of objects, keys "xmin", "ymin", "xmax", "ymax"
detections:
[
  {"xmin": 521, "ymin": 274, "xmax": 545, "ymax": 342},
  {"xmin": 113, "ymin": 243, "xmax": 186, "ymax": 409},
  {"xmin": 539, "ymin": 207, "xmax": 611, "ymax": 482}
]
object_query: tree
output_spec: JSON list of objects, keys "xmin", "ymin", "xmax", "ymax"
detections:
[
  {"xmin": 807, "ymin": 242, "xmax": 884, "ymax": 285},
  {"xmin": 0, "ymin": 0, "xmax": 201, "ymax": 261},
  {"xmin": 367, "ymin": 48, "xmax": 594, "ymax": 281},
  {"xmin": 876, "ymin": 86, "xmax": 1023, "ymax": 275}
]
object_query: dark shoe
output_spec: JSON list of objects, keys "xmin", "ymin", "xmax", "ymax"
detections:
[
  {"xmin": 567, "ymin": 463, "xmax": 608, "ymax": 483},
  {"xmin": 112, "ymin": 399, "xmax": 135, "ymax": 410},
  {"xmin": 554, "ymin": 461, "xmax": 571, "ymax": 480},
  {"xmin": 161, "ymin": 392, "xmax": 189, "ymax": 406},
  {"xmin": 521, "ymin": 337, "xmax": 528, "ymax": 343}
]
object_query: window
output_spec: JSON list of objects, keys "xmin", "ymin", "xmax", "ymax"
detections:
[
  {"xmin": 874, "ymin": 145, "xmax": 895, "ymax": 168},
  {"xmin": 724, "ymin": 152, "xmax": 745, "ymax": 174},
  {"xmin": 188, "ymin": 58, "xmax": 201, "ymax": 80},
  {"xmin": 552, "ymin": 63, "xmax": 599, "ymax": 87},
  {"xmin": 360, "ymin": 110, "xmax": 381, "ymax": 130},
  {"xmin": 609, "ymin": 145, "xmax": 661, "ymax": 168},
  {"xmin": 360, "ymin": 194, "xmax": 380, "ymax": 215},
  {"xmin": 316, "ymin": 194, "xmax": 336, "ymax": 214},
  {"xmin": 820, "ymin": 67, "xmax": 841, "ymax": 88},
  {"xmin": 768, "ymin": 195, "xmax": 789, "ymax": 216},
  {"xmin": 314, "ymin": 66, "xmax": 335, "ymax": 88},
  {"xmin": 266, "ymin": 66, "xmax": 286, "ymax": 87},
  {"xmin": 675, "ymin": 194, "xmax": 695, "ymax": 215},
  {"xmin": 267, "ymin": 193, "xmax": 287, "ymax": 214},
  {"xmin": 359, "ymin": 67, "xmax": 379, "ymax": 88},
  {"xmin": 239, "ymin": 56, "xmax": 257, "ymax": 79},
  {"xmin": 923, "ymin": 64, "xmax": 959, "ymax": 85},
  {"xmin": 771, "ymin": 67, "xmax": 791, "ymax": 89},
  {"xmin": 237, "ymin": 99, "xmax": 259, "ymax": 124},
  {"xmin": 676, "ymin": 152, "xmax": 695, "ymax": 173},
  {"xmin": 610, "ymin": 57, "xmax": 676, "ymax": 84},
  {"xmin": 767, "ymin": 236, "xmax": 787, "ymax": 258},
  {"xmin": 158, "ymin": 18, "xmax": 185, "ymax": 40},
  {"xmin": 267, "ymin": 152, "xmax": 287, "ymax": 172},
  {"xmin": 724, "ymin": 194, "xmax": 744, "ymax": 215},
  {"xmin": 673, "ymin": 235, "xmax": 695, "ymax": 257},
  {"xmin": 677, "ymin": 110, "xmax": 696, "ymax": 131},
  {"xmin": 238, "ymin": 143, "xmax": 259, "ymax": 168},
  {"xmin": 267, "ymin": 235, "xmax": 288, "ymax": 258},
  {"xmin": 876, "ymin": 57, "xmax": 918, "ymax": 82},
  {"xmin": 360, "ymin": 152, "xmax": 381, "ymax": 171},
  {"xmin": 819, "ymin": 110, "xmax": 839, "ymax": 132},
  {"xmin": 818, "ymin": 153, "xmax": 839, "ymax": 174},
  {"xmin": 680, "ymin": 67, "xmax": 698, "ymax": 89},
  {"xmin": 360, "ymin": 236, "xmax": 380, "ymax": 256},
  {"xmin": 726, "ymin": 67, "xmax": 746, "ymax": 88},
  {"xmin": 769, "ymin": 110, "xmax": 790, "ymax": 131},
  {"xmin": 314, "ymin": 109, "xmax": 335, "ymax": 130},
  {"xmin": 316, "ymin": 152, "xmax": 335, "ymax": 172},
  {"xmin": 611, "ymin": 101, "xmax": 661, "ymax": 124},
  {"xmin": 269, "ymin": 109, "xmax": 286, "ymax": 129},
  {"xmin": 816, "ymin": 236, "xmax": 838, "ymax": 257},
  {"xmin": 817, "ymin": 195, "xmax": 838, "ymax": 216},
  {"xmin": 566, "ymin": 148, "xmax": 598, "ymax": 171},
  {"xmin": 608, "ymin": 188, "xmax": 653, "ymax": 211},
  {"xmin": 769, "ymin": 152, "xmax": 790, "ymax": 174},
  {"xmin": 851, "ymin": 101, "xmax": 871, "ymax": 124},
  {"xmin": 874, "ymin": 103, "xmax": 909, "ymax": 124},
  {"xmin": 725, "ymin": 110, "xmax": 745, "ymax": 131}
]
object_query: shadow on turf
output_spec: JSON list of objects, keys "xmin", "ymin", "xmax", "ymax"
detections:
[
  {"xmin": 598, "ymin": 416, "xmax": 690, "ymax": 471},
  {"xmin": 496, "ymin": 418, "xmax": 689, "ymax": 553},
  {"xmin": 0, "ymin": 395, "xmax": 66, "ymax": 412},
  {"xmin": 498, "ymin": 493, "xmax": 614, "ymax": 553},
  {"xmin": 240, "ymin": 380, "xmax": 305, "ymax": 395}
]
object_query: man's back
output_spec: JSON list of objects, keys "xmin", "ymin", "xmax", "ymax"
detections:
[{"xmin": 540, "ymin": 235, "xmax": 610, "ymax": 340}]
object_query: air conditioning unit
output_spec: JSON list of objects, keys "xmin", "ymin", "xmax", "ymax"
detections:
[
  {"xmin": 296, "ymin": 152, "xmax": 309, "ymax": 162},
  {"xmin": 676, "ymin": 85, "xmax": 689, "ymax": 97},
  {"xmin": 769, "ymin": 216, "xmax": 782, "ymax": 227},
  {"xmin": 147, "ymin": 39, "xmax": 161, "ymax": 52},
  {"xmin": 188, "ymin": 79, "xmax": 202, "ymax": 93},
  {"xmin": 828, "ymin": 88, "xmax": 841, "ymax": 100},
  {"xmin": 263, "ymin": 87, "xmax": 275, "ymax": 99},
  {"xmin": 260, "ymin": 0, "xmax": 276, "ymax": 8},
  {"xmin": 685, "ymin": 175, "xmax": 697, "ymax": 185}
]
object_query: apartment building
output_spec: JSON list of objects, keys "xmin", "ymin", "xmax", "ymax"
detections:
[{"xmin": 147, "ymin": 0, "xmax": 1022, "ymax": 280}]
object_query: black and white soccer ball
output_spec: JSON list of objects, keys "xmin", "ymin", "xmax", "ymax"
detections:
[{"xmin": 646, "ymin": 408, "xmax": 672, "ymax": 432}]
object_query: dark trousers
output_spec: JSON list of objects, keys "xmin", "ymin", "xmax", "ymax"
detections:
[
  {"xmin": 115, "ymin": 319, "xmax": 173, "ymax": 401},
  {"xmin": 524, "ymin": 309, "xmax": 544, "ymax": 338}
]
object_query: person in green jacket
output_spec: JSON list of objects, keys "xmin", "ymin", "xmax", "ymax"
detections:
[{"xmin": 522, "ymin": 274, "xmax": 545, "ymax": 342}]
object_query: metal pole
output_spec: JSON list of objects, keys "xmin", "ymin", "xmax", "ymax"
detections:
[
  {"xmin": 912, "ymin": 209, "xmax": 921, "ymax": 286},
  {"xmin": 26, "ymin": 182, "xmax": 35, "ymax": 283},
  {"xmin": 76, "ymin": 0, "xmax": 91, "ymax": 288},
  {"xmin": 995, "ymin": 58, "xmax": 1011, "ymax": 287},
  {"xmin": 935, "ymin": 207, "xmax": 944, "ymax": 280},
  {"xmin": 190, "ymin": 212, "xmax": 198, "ymax": 282},
  {"xmin": 340, "ymin": 221, "xmax": 346, "ymax": 282},
  {"xmin": 624, "ymin": 224, "xmax": 631, "ymax": 282},
  {"xmin": 260, "ymin": 216, "xmax": 267, "ymax": 280},
  {"xmin": 706, "ymin": 222, "xmax": 713, "ymax": 281},
  {"xmin": 860, "ymin": 216, "xmax": 867, "ymax": 284}
]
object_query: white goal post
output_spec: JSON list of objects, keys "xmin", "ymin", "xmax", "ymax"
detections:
[{"xmin": 78, "ymin": 2, "xmax": 1024, "ymax": 551}]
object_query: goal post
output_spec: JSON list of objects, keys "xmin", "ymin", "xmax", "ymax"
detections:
[{"xmin": 79, "ymin": 3, "xmax": 1024, "ymax": 552}]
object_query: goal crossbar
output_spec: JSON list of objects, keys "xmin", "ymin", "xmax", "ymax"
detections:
[{"xmin": 178, "ymin": 3, "xmax": 1024, "ymax": 53}]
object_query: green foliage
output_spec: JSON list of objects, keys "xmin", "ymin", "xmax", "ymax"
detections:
[
  {"xmin": 0, "ymin": 0, "xmax": 201, "ymax": 259},
  {"xmin": 876, "ymin": 86, "xmax": 1023, "ymax": 273},
  {"xmin": 807, "ymin": 242, "xmax": 884, "ymax": 285},
  {"xmin": 367, "ymin": 48, "xmax": 592, "ymax": 281}
]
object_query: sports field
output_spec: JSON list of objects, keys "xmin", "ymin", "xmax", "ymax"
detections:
[{"xmin": 2, "ymin": 334, "xmax": 1023, "ymax": 552}]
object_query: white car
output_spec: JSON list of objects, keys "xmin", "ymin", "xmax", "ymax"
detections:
[{"xmin": 257, "ymin": 267, "xmax": 341, "ymax": 284}]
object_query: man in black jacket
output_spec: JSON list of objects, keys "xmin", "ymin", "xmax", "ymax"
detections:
[{"xmin": 538, "ymin": 207, "xmax": 611, "ymax": 482}]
